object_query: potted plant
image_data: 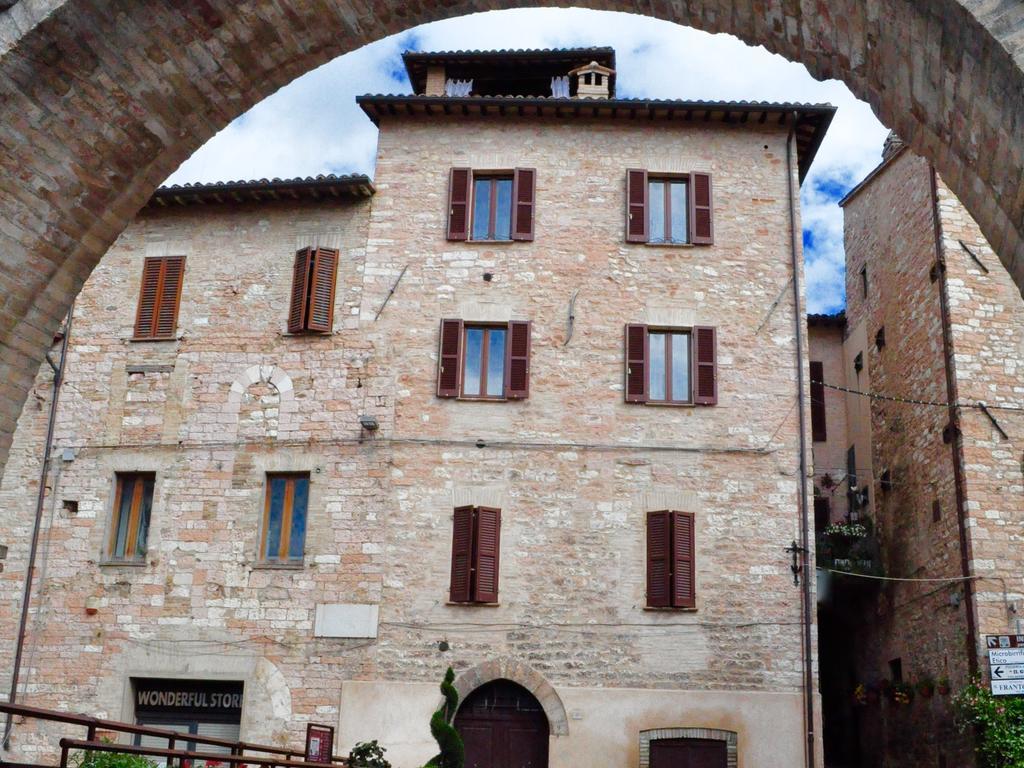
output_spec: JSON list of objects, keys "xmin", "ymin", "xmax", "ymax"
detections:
[
  {"xmin": 917, "ymin": 677, "xmax": 936, "ymax": 699},
  {"xmin": 890, "ymin": 681, "xmax": 914, "ymax": 705},
  {"xmin": 853, "ymin": 683, "xmax": 868, "ymax": 706},
  {"xmin": 937, "ymin": 677, "xmax": 951, "ymax": 696}
]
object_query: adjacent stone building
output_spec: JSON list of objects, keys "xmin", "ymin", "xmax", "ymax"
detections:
[
  {"xmin": 0, "ymin": 48, "xmax": 834, "ymax": 768},
  {"xmin": 811, "ymin": 136, "xmax": 1024, "ymax": 768}
]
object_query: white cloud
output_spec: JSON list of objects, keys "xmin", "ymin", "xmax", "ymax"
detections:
[{"xmin": 166, "ymin": 8, "xmax": 890, "ymax": 312}]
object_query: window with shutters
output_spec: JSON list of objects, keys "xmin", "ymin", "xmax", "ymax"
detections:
[
  {"xmin": 287, "ymin": 247, "xmax": 338, "ymax": 334},
  {"xmin": 260, "ymin": 473, "xmax": 310, "ymax": 564},
  {"xmin": 809, "ymin": 361, "xmax": 827, "ymax": 442},
  {"xmin": 436, "ymin": 319, "xmax": 531, "ymax": 400},
  {"xmin": 107, "ymin": 472, "xmax": 155, "ymax": 562},
  {"xmin": 624, "ymin": 324, "xmax": 716, "ymax": 405},
  {"xmin": 447, "ymin": 168, "xmax": 535, "ymax": 242},
  {"xmin": 646, "ymin": 510, "xmax": 696, "ymax": 609},
  {"xmin": 449, "ymin": 505, "xmax": 501, "ymax": 604},
  {"xmin": 626, "ymin": 169, "xmax": 713, "ymax": 245},
  {"xmin": 133, "ymin": 256, "xmax": 185, "ymax": 341}
]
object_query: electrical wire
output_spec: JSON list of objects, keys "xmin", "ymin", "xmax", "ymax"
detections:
[{"xmin": 813, "ymin": 379, "xmax": 1024, "ymax": 413}]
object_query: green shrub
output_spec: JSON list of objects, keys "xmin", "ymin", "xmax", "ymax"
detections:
[
  {"xmin": 71, "ymin": 750, "xmax": 157, "ymax": 768},
  {"xmin": 953, "ymin": 678, "xmax": 1024, "ymax": 767},
  {"xmin": 423, "ymin": 667, "xmax": 464, "ymax": 768},
  {"xmin": 348, "ymin": 739, "xmax": 391, "ymax": 768}
]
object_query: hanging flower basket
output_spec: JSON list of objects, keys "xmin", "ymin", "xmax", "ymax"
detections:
[{"xmin": 917, "ymin": 678, "xmax": 936, "ymax": 699}]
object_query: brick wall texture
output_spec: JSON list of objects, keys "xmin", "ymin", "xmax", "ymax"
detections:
[
  {"xmin": 0, "ymin": 115, "xmax": 817, "ymax": 767},
  {"xmin": 835, "ymin": 148, "xmax": 1024, "ymax": 767}
]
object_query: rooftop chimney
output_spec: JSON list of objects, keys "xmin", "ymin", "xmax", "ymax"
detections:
[{"xmin": 568, "ymin": 61, "xmax": 615, "ymax": 99}]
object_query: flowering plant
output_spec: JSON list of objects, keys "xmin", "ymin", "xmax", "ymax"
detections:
[
  {"xmin": 954, "ymin": 678, "xmax": 1024, "ymax": 767},
  {"xmin": 823, "ymin": 522, "xmax": 868, "ymax": 538},
  {"xmin": 853, "ymin": 683, "xmax": 868, "ymax": 706},
  {"xmin": 890, "ymin": 681, "xmax": 914, "ymax": 705}
]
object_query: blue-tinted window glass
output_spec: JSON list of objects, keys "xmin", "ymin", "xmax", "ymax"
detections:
[
  {"xmin": 671, "ymin": 333, "xmax": 691, "ymax": 401},
  {"xmin": 265, "ymin": 476, "xmax": 286, "ymax": 560},
  {"xmin": 487, "ymin": 329, "xmax": 506, "ymax": 397},
  {"xmin": 288, "ymin": 477, "xmax": 310, "ymax": 560},
  {"xmin": 648, "ymin": 181, "xmax": 665, "ymax": 243},
  {"xmin": 463, "ymin": 328, "xmax": 484, "ymax": 396},
  {"xmin": 472, "ymin": 178, "xmax": 491, "ymax": 240},
  {"xmin": 669, "ymin": 182, "xmax": 688, "ymax": 243},
  {"xmin": 494, "ymin": 179, "xmax": 513, "ymax": 240},
  {"xmin": 649, "ymin": 332, "xmax": 666, "ymax": 401}
]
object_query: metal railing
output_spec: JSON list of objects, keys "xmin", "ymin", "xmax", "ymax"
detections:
[{"xmin": 0, "ymin": 702, "xmax": 347, "ymax": 768}]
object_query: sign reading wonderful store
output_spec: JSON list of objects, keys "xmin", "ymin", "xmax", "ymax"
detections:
[{"xmin": 134, "ymin": 679, "xmax": 244, "ymax": 717}]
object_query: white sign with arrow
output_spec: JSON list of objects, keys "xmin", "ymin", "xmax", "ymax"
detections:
[{"xmin": 991, "ymin": 664, "xmax": 1024, "ymax": 681}]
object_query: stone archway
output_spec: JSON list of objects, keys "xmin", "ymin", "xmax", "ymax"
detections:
[
  {"xmin": 451, "ymin": 658, "xmax": 569, "ymax": 736},
  {"xmin": 2, "ymin": 0, "xmax": 1024, "ymax": 473}
]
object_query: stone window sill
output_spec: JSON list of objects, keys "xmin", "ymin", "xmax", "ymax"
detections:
[
  {"xmin": 643, "ymin": 606, "xmax": 698, "ymax": 613},
  {"xmin": 251, "ymin": 561, "xmax": 305, "ymax": 571},
  {"xmin": 98, "ymin": 559, "xmax": 148, "ymax": 568},
  {"xmin": 445, "ymin": 601, "xmax": 501, "ymax": 607}
]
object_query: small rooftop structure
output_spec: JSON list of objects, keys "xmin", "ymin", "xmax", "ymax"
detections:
[
  {"xmin": 145, "ymin": 174, "xmax": 375, "ymax": 208},
  {"xmin": 568, "ymin": 60, "xmax": 616, "ymax": 99},
  {"xmin": 402, "ymin": 47, "xmax": 617, "ymax": 99}
]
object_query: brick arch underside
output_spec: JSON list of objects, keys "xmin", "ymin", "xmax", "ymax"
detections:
[{"xmin": 1, "ymin": 0, "xmax": 1023, "ymax": 475}]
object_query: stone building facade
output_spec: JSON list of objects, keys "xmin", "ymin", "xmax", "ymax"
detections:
[
  {"xmin": 0, "ymin": 49, "xmax": 833, "ymax": 768},
  {"xmin": 812, "ymin": 140, "xmax": 1024, "ymax": 767}
]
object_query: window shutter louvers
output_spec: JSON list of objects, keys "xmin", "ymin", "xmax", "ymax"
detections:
[
  {"xmin": 671, "ymin": 511, "xmax": 696, "ymax": 608},
  {"xmin": 288, "ymin": 247, "xmax": 313, "ymax": 333},
  {"xmin": 511, "ymin": 168, "xmax": 536, "ymax": 241},
  {"xmin": 473, "ymin": 506, "xmax": 501, "ymax": 603},
  {"xmin": 626, "ymin": 169, "xmax": 649, "ymax": 243},
  {"xmin": 504, "ymin": 320, "xmax": 531, "ymax": 399},
  {"xmin": 692, "ymin": 326, "xmax": 718, "ymax": 405},
  {"xmin": 646, "ymin": 510, "xmax": 672, "ymax": 608},
  {"xmin": 449, "ymin": 505, "xmax": 474, "ymax": 603},
  {"xmin": 689, "ymin": 172, "xmax": 714, "ymax": 244},
  {"xmin": 625, "ymin": 323, "xmax": 649, "ymax": 403},
  {"xmin": 306, "ymin": 247, "xmax": 339, "ymax": 333},
  {"xmin": 809, "ymin": 361, "xmax": 827, "ymax": 441},
  {"xmin": 134, "ymin": 256, "xmax": 185, "ymax": 340},
  {"xmin": 437, "ymin": 319, "xmax": 463, "ymax": 397},
  {"xmin": 447, "ymin": 168, "xmax": 472, "ymax": 240}
]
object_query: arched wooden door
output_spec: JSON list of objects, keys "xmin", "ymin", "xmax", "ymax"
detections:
[{"xmin": 455, "ymin": 679, "xmax": 550, "ymax": 768}]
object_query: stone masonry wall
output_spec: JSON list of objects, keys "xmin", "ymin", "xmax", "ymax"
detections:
[
  {"xmin": 841, "ymin": 150, "xmax": 972, "ymax": 767},
  {"xmin": 0, "ymin": 114, "xmax": 816, "ymax": 765}
]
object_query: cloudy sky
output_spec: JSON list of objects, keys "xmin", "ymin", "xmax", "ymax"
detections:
[{"xmin": 166, "ymin": 8, "xmax": 890, "ymax": 314}]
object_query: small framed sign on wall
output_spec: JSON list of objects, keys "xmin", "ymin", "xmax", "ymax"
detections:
[{"xmin": 305, "ymin": 723, "xmax": 335, "ymax": 764}]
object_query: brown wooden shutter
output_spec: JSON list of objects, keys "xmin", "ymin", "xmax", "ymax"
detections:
[
  {"xmin": 134, "ymin": 256, "xmax": 184, "ymax": 340},
  {"xmin": 437, "ymin": 319, "xmax": 463, "ymax": 398},
  {"xmin": 671, "ymin": 511, "xmax": 696, "ymax": 608},
  {"xmin": 626, "ymin": 169, "xmax": 648, "ymax": 243},
  {"xmin": 646, "ymin": 510, "xmax": 671, "ymax": 608},
  {"xmin": 449, "ymin": 505, "xmax": 474, "ymax": 603},
  {"xmin": 133, "ymin": 258, "xmax": 162, "ymax": 339},
  {"xmin": 504, "ymin": 320, "xmax": 531, "ymax": 399},
  {"xmin": 473, "ymin": 506, "xmax": 501, "ymax": 603},
  {"xmin": 511, "ymin": 168, "xmax": 536, "ymax": 241},
  {"xmin": 689, "ymin": 172, "xmax": 713, "ymax": 244},
  {"xmin": 447, "ymin": 168, "xmax": 472, "ymax": 241},
  {"xmin": 809, "ymin": 361, "xmax": 827, "ymax": 442},
  {"xmin": 625, "ymin": 323, "xmax": 649, "ymax": 403},
  {"xmin": 306, "ymin": 247, "xmax": 338, "ymax": 333},
  {"xmin": 692, "ymin": 326, "xmax": 717, "ymax": 405},
  {"xmin": 288, "ymin": 247, "xmax": 313, "ymax": 333}
]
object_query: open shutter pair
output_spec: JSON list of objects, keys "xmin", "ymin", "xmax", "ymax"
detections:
[
  {"xmin": 625, "ymin": 169, "xmax": 714, "ymax": 244},
  {"xmin": 624, "ymin": 324, "xmax": 718, "ymax": 404},
  {"xmin": 647, "ymin": 510, "xmax": 695, "ymax": 609},
  {"xmin": 449, "ymin": 506, "xmax": 501, "ymax": 603},
  {"xmin": 436, "ymin": 319, "xmax": 531, "ymax": 399},
  {"xmin": 287, "ymin": 246, "xmax": 339, "ymax": 333},
  {"xmin": 134, "ymin": 256, "xmax": 185, "ymax": 340},
  {"xmin": 446, "ymin": 168, "xmax": 536, "ymax": 241}
]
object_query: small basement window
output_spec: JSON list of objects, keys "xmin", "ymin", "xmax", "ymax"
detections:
[{"xmin": 875, "ymin": 326, "xmax": 886, "ymax": 350}]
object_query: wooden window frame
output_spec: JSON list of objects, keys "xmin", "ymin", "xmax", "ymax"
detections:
[
  {"xmin": 259, "ymin": 473, "xmax": 311, "ymax": 564},
  {"xmin": 809, "ymin": 360, "xmax": 827, "ymax": 441},
  {"xmin": 646, "ymin": 328, "xmax": 693, "ymax": 405},
  {"xmin": 470, "ymin": 173, "xmax": 514, "ymax": 242},
  {"xmin": 449, "ymin": 505, "xmax": 501, "ymax": 605},
  {"xmin": 132, "ymin": 256, "xmax": 185, "ymax": 341},
  {"xmin": 460, "ymin": 323, "xmax": 508, "ymax": 400},
  {"xmin": 647, "ymin": 175, "xmax": 690, "ymax": 245},
  {"xmin": 107, "ymin": 472, "xmax": 155, "ymax": 563}
]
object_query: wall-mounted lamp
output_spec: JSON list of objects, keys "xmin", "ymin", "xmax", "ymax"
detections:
[{"xmin": 359, "ymin": 415, "xmax": 379, "ymax": 431}]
